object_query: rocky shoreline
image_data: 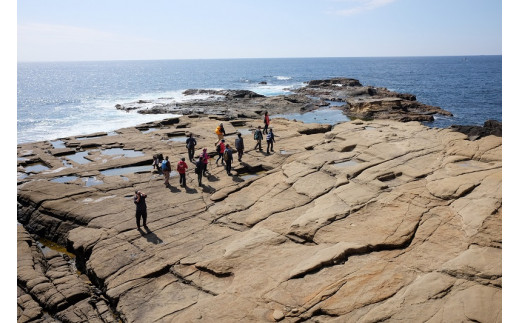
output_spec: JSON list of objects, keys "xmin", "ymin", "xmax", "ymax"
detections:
[
  {"xmin": 113, "ymin": 77, "xmax": 453, "ymax": 122},
  {"xmin": 17, "ymin": 79, "xmax": 501, "ymax": 322}
]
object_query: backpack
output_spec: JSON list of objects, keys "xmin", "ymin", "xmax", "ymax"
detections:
[
  {"xmin": 161, "ymin": 160, "xmax": 168, "ymax": 171},
  {"xmin": 254, "ymin": 130, "xmax": 261, "ymax": 140},
  {"xmin": 224, "ymin": 150, "xmax": 229, "ymax": 161},
  {"xmin": 216, "ymin": 144, "xmax": 221, "ymax": 153},
  {"xmin": 186, "ymin": 138, "xmax": 195, "ymax": 149}
]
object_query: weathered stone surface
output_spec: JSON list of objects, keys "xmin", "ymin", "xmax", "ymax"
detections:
[
  {"xmin": 17, "ymin": 225, "xmax": 118, "ymax": 322},
  {"xmin": 17, "ymin": 115, "xmax": 501, "ymax": 322},
  {"xmin": 111, "ymin": 78, "xmax": 453, "ymax": 123}
]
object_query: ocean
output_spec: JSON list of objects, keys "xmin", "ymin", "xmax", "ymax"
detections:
[{"xmin": 17, "ymin": 56, "xmax": 502, "ymax": 144}]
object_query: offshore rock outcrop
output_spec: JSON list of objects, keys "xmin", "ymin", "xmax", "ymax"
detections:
[
  {"xmin": 17, "ymin": 115, "xmax": 501, "ymax": 322},
  {"xmin": 114, "ymin": 78, "xmax": 453, "ymax": 122}
]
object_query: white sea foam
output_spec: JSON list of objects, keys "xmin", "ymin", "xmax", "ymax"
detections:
[{"xmin": 274, "ymin": 76, "xmax": 292, "ymax": 81}]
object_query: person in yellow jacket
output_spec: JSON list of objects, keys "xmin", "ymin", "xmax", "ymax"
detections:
[{"xmin": 214, "ymin": 123, "xmax": 226, "ymax": 145}]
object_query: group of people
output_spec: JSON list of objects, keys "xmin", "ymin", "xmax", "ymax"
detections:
[{"xmin": 137, "ymin": 112, "xmax": 276, "ymax": 229}]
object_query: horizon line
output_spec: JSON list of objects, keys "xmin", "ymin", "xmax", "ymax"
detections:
[{"xmin": 18, "ymin": 54, "xmax": 502, "ymax": 64}]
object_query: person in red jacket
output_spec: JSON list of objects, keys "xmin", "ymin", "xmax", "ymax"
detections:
[
  {"xmin": 177, "ymin": 157, "xmax": 189, "ymax": 187},
  {"xmin": 215, "ymin": 139, "xmax": 226, "ymax": 165},
  {"xmin": 263, "ymin": 111, "xmax": 270, "ymax": 134}
]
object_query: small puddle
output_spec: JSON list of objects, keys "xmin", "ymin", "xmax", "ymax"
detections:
[
  {"xmin": 280, "ymin": 150, "xmax": 297, "ymax": 155},
  {"xmin": 50, "ymin": 140, "xmax": 66, "ymax": 149},
  {"xmin": 364, "ymin": 126, "xmax": 377, "ymax": 131},
  {"xmin": 141, "ymin": 127, "xmax": 158, "ymax": 134},
  {"xmin": 61, "ymin": 159, "xmax": 74, "ymax": 168},
  {"xmin": 237, "ymin": 128, "xmax": 252, "ymax": 135},
  {"xmin": 272, "ymin": 108, "xmax": 350, "ymax": 125},
  {"xmin": 166, "ymin": 137, "xmax": 187, "ymax": 143},
  {"xmin": 239, "ymin": 171, "xmax": 266, "ymax": 181},
  {"xmin": 51, "ymin": 175, "xmax": 79, "ymax": 184},
  {"xmin": 107, "ymin": 131, "xmax": 119, "ymax": 136},
  {"xmin": 37, "ymin": 238, "xmax": 75, "ymax": 258},
  {"xmin": 455, "ymin": 160, "xmax": 487, "ymax": 169},
  {"xmin": 66, "ymin": 151, "xmax": 92, "ymax": 164},
  {"xmin": 17, "ymin": 172, "xmax": 28, "ymax": 179},
  {"xmin": 101, "ymin": 148, "xmax": 145, "ymax": 158},
  {"xmin": 333, "ymin": 159, "xmax": 361, "ymax": 167},
  {"xmin": 24, "ymin": 163, "xmax": 51, "ymax": 173},
  {"xmin": 100, "ymin": 165, "xmax": 153, "ymax": 176},
  {"xmin": 17, "ymin": 157, "xmax": 28, "ymax": 162},
  {"xmin": 82, "ymin": 176, "xmax": 104, "ymax": 187}
]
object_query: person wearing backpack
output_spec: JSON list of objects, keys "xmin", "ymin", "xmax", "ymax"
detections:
[
  {"xmin": 185, "ymin": 133, "xmax": 197, "ymax": 162},
  {"xmin": 194, "ymin": 156, "xmax": 204, "ymax": 187},
  {"xmin": 215, "ymin": 139, "xmax": 226, "ymax": 165},
  {"xmin": 235, "ymin": 133, "xmax": 244, "ymax": 162},
  {"xmin": 177, "ymin": 157, "xmax": 188, "ymax": 187},
  {"xmin": 253, "ymin": 126, "xmax": 263, "ymax": 151},
  {"xmin": 214, "ymin": 123, "xmax": 226, "ymax": 146},
  {"xmin": 161, "ymin": 156, "xmax": 171, "ymax": 186},
  {"xmin": 266, "ymin": 128, "xmax": 276, "ymax": 154},
  {"xmin": 224, "ymin": 144, "xmax": 233, "ymax": 176}
]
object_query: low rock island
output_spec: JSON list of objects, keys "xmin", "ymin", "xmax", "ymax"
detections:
[{"xmin": 17, "ymin": 80, "xmax": 501, "ymax": 322}]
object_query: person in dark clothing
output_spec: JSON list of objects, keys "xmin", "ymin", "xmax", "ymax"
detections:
[
  {"xmin": 200, "ymin": 148, "xmax": 210, "ymax": 176},
  {"xmin": 254, "ymin": 126, "xmax": 263, "ymax": 151},
  {"xmin": 134, "ymin": 190, "xmax": 147, "ymax": 229},
  {"xmin": 224, "ymin": 144, "xmax": 233, "ymax": 176},
  {"xmin": 195, "ymin": 156, "xmax": 203, "ymax": 187},
  {"xmin": 235, "ymin": 133, "xmax": 244, "ymax": 162},
  {"xmin": 215, "ymin": 139, "xmax": 226, "ymax": 165},
  {"xmin": 186, "ymin": 133, "xmax": 197, "ymax": 162},
  {"xmin": 263, "ymin": 111, "xmax": 270, "ymax": 134},
  {"xmin": 266, "ymin": 128, "xmax": 276, "ymax": 154}
]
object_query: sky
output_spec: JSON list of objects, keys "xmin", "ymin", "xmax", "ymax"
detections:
[{"xmin": 16, "ymin": 0, "xmax": 503, "ymax": 62}]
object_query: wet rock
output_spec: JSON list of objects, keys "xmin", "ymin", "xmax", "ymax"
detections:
[{"xmin": 450, "ymin": 119, "xmax": 502, "ymax": 140}]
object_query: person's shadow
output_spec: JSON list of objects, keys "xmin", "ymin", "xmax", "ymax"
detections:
[
  {"xmin": 184, "ymin": 185, "xmax": 197, "ymax": 194},
  {"xmin": 167, "ymin": 184, "xmax": 181, "ymax": 193},
  {"xmin": 138, "ymin": 226, "xmax": 163, "ymax": 244}
]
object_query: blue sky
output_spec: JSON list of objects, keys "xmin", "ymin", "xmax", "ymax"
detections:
[{"xmin": 16, "ymin": 0, "xmax": 502, "ymax": 62}]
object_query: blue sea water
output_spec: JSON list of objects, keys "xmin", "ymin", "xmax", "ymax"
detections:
[{"xmin": 17, "ymin": 56, "xmax": 502, "ymax": 144}]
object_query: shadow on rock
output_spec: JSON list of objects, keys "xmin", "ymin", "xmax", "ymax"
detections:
[
  {"xmin": 167, "ymin": 185, "xmax": 181, "ymax": 193},
  {"xmin": 184, "ymin": 186, "xmax": 198, "ymax": 194},
  {"xmin": 207, "ymin": 174, "xmax": 219, "ymax": 182},
  {"xmin": 138, "ymin": 226, "xmax": 163, "ymax": 244}
]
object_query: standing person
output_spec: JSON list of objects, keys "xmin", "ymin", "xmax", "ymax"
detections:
[
  {"xmin": 215, "ymin": 139, "xmax": 226, "ymax": 165},
  {"xmin": 161, "ymin": 156, "xmax": 171, "ymax": 186},
  {"xmin": 200, "ymin": 148, "xmax": 210, "ymax": 176},
  {"xmin": 186, "ymin": 133, "xmax": 197, "ymax": 162},
  {"xmin": 224, "ymin": 144, "xmax": 233, "ymax": 176},
  {"xmin": 177, "ymin": 157, "xmax": 188, "ymax": 187},
  {"xmin": 134, "ymin": 190, "xmax": 147, "ymax": 229},
  {"xmin": 254, "ymin": 126, "xmax": 263, "ymax": 151},
  {"xmin": 214, "ymin": 123, "xmax": 226, "ymax": 145},
  {"xmin": 234, "ymin": 133, "xmax": 244, "ymax": 162},
  {"xmin": 266, "ymin": 128, "xmax": 276, "ymax": 154},
  {"xmin": 263, "ymin": 111, "xmax": 270, "ymax": 134},
  {"xmin": 195, "ymin": 156, "xmax": 203, "ymax": 187}
]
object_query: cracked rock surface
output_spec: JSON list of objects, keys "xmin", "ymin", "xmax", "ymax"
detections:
[{"xmin": 17, "ymin": 115, "xmax": 501, "ymax": 322}]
